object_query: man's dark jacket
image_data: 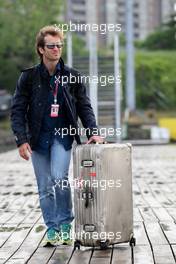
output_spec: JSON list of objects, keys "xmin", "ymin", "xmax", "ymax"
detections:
[{"xmin": 11, "ymin": 58, "xmax": 97, "ymax": 149}]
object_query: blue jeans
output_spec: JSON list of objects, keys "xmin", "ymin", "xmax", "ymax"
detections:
[{"xmin": 31, "ymin": 139, "xmax": 74, "ymax": 231}]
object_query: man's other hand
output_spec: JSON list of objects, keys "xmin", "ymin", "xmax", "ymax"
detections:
[
  {"xmin": 86, "ymin": 135, "xmax": 104, "ymax": 144},
  {"xmin": 19, "ymin": 143, "xmax": 32, "ymax": 160}
]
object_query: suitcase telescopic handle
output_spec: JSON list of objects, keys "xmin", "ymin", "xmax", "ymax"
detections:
[
  {"xmin": 85, "ymin": 190, "xmax": 89, "ymax": 208},
  {"xmin": 83, "ymin": 189, "xmax": 93, "ymax": 208}
]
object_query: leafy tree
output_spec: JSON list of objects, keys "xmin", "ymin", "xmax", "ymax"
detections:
[
  {"xmin": 0, "ymin": 0, "xmax": 62, "ymax": 92},
  {"xmin": 121, "ymin": 51, "xmax": 176, "ymax": 110},
  {"xmin": 138, "ymin": 14, "xmax": 176, "ymax": 50}
]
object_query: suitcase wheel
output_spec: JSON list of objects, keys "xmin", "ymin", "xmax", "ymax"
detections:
[
  {"xmin": 129, "ymin": 236, "xmax": 136, "ymax": 247},
  {"xmin": 100, "ymin": 240, "xmax": 109, "ymax": 250},
  {"xmin": 74, "ymin": 240, "xmax": 81, "ymax": 250}
]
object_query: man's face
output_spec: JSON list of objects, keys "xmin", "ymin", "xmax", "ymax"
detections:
[{"xmin": 39, "ymin": 34, "xmax": 63, "ymax": 62}]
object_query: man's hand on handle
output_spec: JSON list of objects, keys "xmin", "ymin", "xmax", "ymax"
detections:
[
  {"xmin": 86, "ymin": 135, "xmax": 104, "ymax": 144},
  {"xmin": 19, "ymin": 143, "xmax": 32, "ymax": 160}
]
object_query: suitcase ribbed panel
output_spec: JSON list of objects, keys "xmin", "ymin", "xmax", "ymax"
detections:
[{"xmin": 73, "ymin": 143, "xmax": 133, "ymax": 247}]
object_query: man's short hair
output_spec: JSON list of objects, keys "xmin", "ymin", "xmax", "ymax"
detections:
[{"xmin": 35, "ymin": 25, "xmax": 64, "ymax": 59}]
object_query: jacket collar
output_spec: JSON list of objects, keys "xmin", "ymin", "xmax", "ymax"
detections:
[{"xmin": 39, "ymin": 57, "xmax": 65, "ymax": 79}]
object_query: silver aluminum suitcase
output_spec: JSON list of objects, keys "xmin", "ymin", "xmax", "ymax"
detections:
[{"xmin": 73, "ymin": 143, "xmax": 135, "ymax": 250}]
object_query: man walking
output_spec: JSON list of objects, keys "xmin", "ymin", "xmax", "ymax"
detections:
[{"xmin": 11, "ymin": 25, "xmax": 102, "ymax": 246}]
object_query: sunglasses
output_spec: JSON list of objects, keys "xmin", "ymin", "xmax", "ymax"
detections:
[{"xmin": 45, "ymin": 43, "xmax": 64, "ymax": 49}]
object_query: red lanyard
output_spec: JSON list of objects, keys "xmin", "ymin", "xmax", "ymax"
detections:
[{"xmin": 50, "ymin": 77, "xmax": 59, "ymax": 104}]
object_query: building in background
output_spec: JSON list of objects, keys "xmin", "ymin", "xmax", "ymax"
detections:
[
  {"xmin": 67, "ymin": 0, "xmax": 86, "ymax": 37},
  {"xmin": 161, "ymin": 0, "xmax": 176, "ymax": 23},
  {"xmin": 66, "ymin": 0, "xmax": 176, "ymax": 45},
  {"xmin": 117, "ymin": 0, "xmax": 161, "ymax": 40},
  {"xmin": 117, "ymin": 0, "xmax": 176, "ymax": 41}
]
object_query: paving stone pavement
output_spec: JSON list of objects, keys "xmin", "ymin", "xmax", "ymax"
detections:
[{"xmin": 0, "ymin": 144, "xmax": 176, "ymax": 263}]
